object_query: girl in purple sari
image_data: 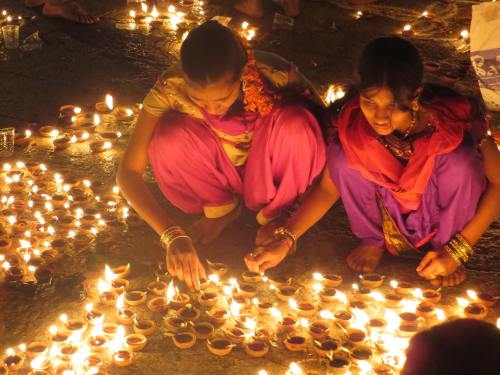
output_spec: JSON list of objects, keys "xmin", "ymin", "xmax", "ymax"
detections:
[
  {"xmin": 247, "ymin": 37, "xmax": 500, "ymax": 287},
  {"xmin": 117, "ymin": 21, "xmax": 325, "ymax": 290}
]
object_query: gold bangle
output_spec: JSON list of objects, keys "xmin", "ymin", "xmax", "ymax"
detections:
[
  {"xmin": 274, "ymin": 227, "xmax": 297, "ymax": 255},
  {"xmin": 160, "ymin": 226, "xmax": 191, "ymax": 250},
  {"xmin": 444, "ymin": 245, "xmax": 463, "ymax": 266}
]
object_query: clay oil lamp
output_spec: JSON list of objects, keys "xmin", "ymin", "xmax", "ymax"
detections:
[
  {"xmin": 268, "ymin": 274, "xmax": 292, "ymax": 288},
  {"xmin": 398, "ymin": 323, "xmax": 420, "ymax": 338},
  {"xmin": 207, "ymin": 338, "xmax": 233, "ymax": 356},
  {"xmin": 351, "ymin": 345, "xmax": 373, "ymax": 363},
  {"xmin": 244, "ymin": 340, "xmax": 269, "ymax": 358},
  {"xmin": 48, "ymin": 326, "xmax": 69, "ymax": 344},
  {"xmin": 277, "ymin": 315, "xmax": 298, "ymax": 335},
  {"xmin": 399, "ymin": 312, "xmax": 422, "ymax": 329},
  {"xmin": 167, "ymin": 286, "xmax": 190, "ymax": 309},
  {"xmin": 14, "ymin": 130, "xmax": 32, "ymax": 147},
  {"xmin": 255, "ymin": 299, "xmax": 274, "ymax": 314},
  {"xmin": 237, "ymin": 282, "xmax": 258, "ymax": 298},
  {"xmin": 85, "ymin": 353, "xmax": 104, "ymax": 370},
  {"xmin": 242, "ymin": 271, "xmax": 263, "ymax": 283},
  {"xmin": 39, "ymin": 125, "xmax": 59, "ymax": 138},
  {"xmin": 313, "ymin": 338, "xmax": 340, "ymax": 357},
  {"xmin": 163, "ymin": 316, "xmax": 187, "ymax": 333},
  {"xmin": 351, "ymin": 283, "xmax": 372, "ymax": 301},
  {"xmin": 70, "ymin": 129, "xmax": 90, "ymax": 143},
  {"xmin": 95, "ymin": 94, "xmax": 114, "ymax": 113},
  {"xmin": 350, "ymin": 300, "xmax": 368, "ymax": 310},
  {"xmin": 421, "ymin": 289, "xmax": 442, "ymax": 304},
  {"xmin": 477, "ymin": 292, "xmax": 497, "ymax": 308},
  {"xmin": 224, "ymin": 326, "xmax": 246, "ymax": 344},
  {"xmin": 102, "ymin": 323, "xmax": 119, "ymax": 339},
  {"xmin": 58, "ymin": 343, "xmax": 78, "ymax": 361},
  {"xmin": 87, "ymin": 334, "xmax": 108, "ymax": 352},
  {"xmin": 59, "ymin": 313, "xmax": 87, "ymax": 336},
  {"xmin": 49, "ymin": 238, "xmax": 67, "ymax": 253},
  {"xmin": 368, "ymin": 318, "xmax": 387, "ymax": 333},
  {"xmin": 0, "ymin": 238, "xmax": 12, "ymax": 252},
  {"xmin": 345, "ymin": 328, "xmax": 367, "ymax": 347},
  {"xmin": 59, "ymin": 215, "xmax": 75, "ymax": 228},
  {"xmin": 97, "ymin": 280, "xmax": 118, "ymax": 306},
  {"xmin": 125, "ymin": 290, "xmax": 147, "ymax": 306},
  {"xmin": 274, "ymin": 285, "xmax": 298, "ymax": 302},
  {"xmin": 308, "ymin": 320, "xmax": 330, "ymax": 340},
  {"xmin": 207, "ymin": 260, "xmax": 228, "ymax": 277},
  {"xmin": 73, "ymin": 233, "xmax": 95, "ymax": 249},
  {"xmin": 25, "ymin": 342, "xmax": 48, "ymax": 358},
  {"xmin": 297, "ymin": 300, "xmax": 317, "ymax": 317},
  {"xmin": 385, "ymin": 292, "xmax": 403, "ymax": 308},
  {"xmin": 90, "ymin": 140, "xmax": 113, "ymax": 153},
  {"xmin": 191, "ymin": 321, "xmax": 215, "ymax": 340},
  {"xmin": 172, "ymin": 332, "xmax": 196, "ymax": 349},
  {"xmin": 83, "ymin": 303, "xmax": 104, "ymax": 326},
  {"xmin": 327, "ymin": 356, "xmax": 351, "ymax": 374},
  {"xmin": 3, "ymin": 348, "xmax": 24, "ymax": 371},
  {"xmin": 206, "ymin": 308, "xmax": 229, "ymax": 326},
  {"xmin": 373, "ymin": 364, "xmax": 394, "ymax": 375},
  {"xmin": 457, "ymin": 297, "xmax": 488, "ymax": 320},
  {"xmin": 254, "ymin": 327, "xmax": 275, "ymax": 343},
  {"xmin": 393, "ymin": 280, "xmax": 414, "ymax": 296},
  {"xmin": 125, "ymin": 333, "xmax": 147, "ymax": 352},
  {"xmin": 81, "ymin": 214, "xmax": 98, "ymax": 225},
  {"xmin": 198, "ymin": 291, "xmax": 218, "ymax": 308},
  {"xmin": 359, "ymin": 273, "xmax": 384, "ymax": 289},
  {"xmin": 284, "ymin": 334, "xmax": 307, "ymax": 352},
  {"xmin": 114, "ymin": 107, "xmax": 134, "ymax": 121},
  {"xmin": 147, "ymin": 296, "xmax": 169, "ymax": 313},
  {"xmin": 117, "ymin": 295, "xmax": 136, "ymax": 325},
  {"xmin": 112, "ymin": 349, "xmax": 134, "ymax": 367},
  {"xmin": 29, "ymin": 355, "xmax": 52, "ymax": 374},
  {"xmin": 198, "ymin": 278, "xmax": 210, "ymax": 290},
  {"xmin": 133, "ymin": 318, "xmax": 156, "ymax": 336},
  {"xmin": 178, "ymin": 305, "xmax": 201, "ymax": 321},
  {"xmin": 401, "ymin": 24, "xmax": 414, "ymax": 37},
  {"xmin": 319, "ymin": 288, "xmax": 337, "ymax": 303},
  {"xmin": 5, "ymin": 265, "xmax": 24, "ymax": 282},
  {"xmin": 334, "ymin": 310, "xmax": 353, "ymax": 328},
  {"xmin": 98, "ymin": 131, "xmax": 122, "ymax": 143},
  {"xmin": 53, "ymin": 136, "xmax": 72, "ymax": 151},
  {"xmin": 416, "ymin": 302, "xmax": 436, "ymax": 319},
  {"xmin": 322, "ymin": 273, "xmax": 343, "ymax": 288}
]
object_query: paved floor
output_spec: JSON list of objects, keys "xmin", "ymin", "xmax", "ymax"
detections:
[{"xmin": 0, "ymin": 0, "xmax": 498, "ymax": 374}]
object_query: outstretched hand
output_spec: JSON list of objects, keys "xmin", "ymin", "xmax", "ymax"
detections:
[
  {"xmin": 244, "ymin": 238, "xmax": 291, "ymax": 273},
  {"xmin": 416, "ymin": 249, "xmax": 460, "ymax": 280},
  {"xmin": 166, "ymin": 237, "xmax": 206, "ymax": 291}
]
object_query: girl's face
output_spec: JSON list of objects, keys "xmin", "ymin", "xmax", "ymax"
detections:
[
  {"xmin": 185, "ymin": 71, "xmax": 241, "ymax": 115},
  {"xmin": 359, "ymin": 86, "xmax": 413, "ymax": 136}
]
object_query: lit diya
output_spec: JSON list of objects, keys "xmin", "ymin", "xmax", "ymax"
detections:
[
  {"xmin": 70, "ymin": 129, "xmax": 90, "ymax": 143},
  {"xmin": 464, "ymin": 302, "xmax": 488, "ymax": 320},
  {"xmin": 394, "ymin": 281, "xmax": 414, "ymax": 296},
  {"xmin": 421, "ymin": 289, "xmax": 442, "ymax": 304},
  {"xmin": 327, "ymin": 356, "xmax": 351, "ymax": 374},
  {"xmin": 178, "ymin": 305, "xmax": 201, "ymax": 321},
  {"xmin": 125, "ymin": 333, "xmax": 147, "ymax": 352},
  {"xmin": 313, "ymin": 339, "xmax": 340, "ymax": 357},
  {"xmin": 39, "ymin": 125, "xmax": 59, "ymax": 138},
  {"xmin": 25, "ymin": 342, "xmax": 48, "ymax": 358},
  {"xmin": 125, "ymin": 291, "xmax": 147, "ymax": 306},
  {"xmin": 53, "ymin": 136, "xmax": 72, "ymax": 150},
  {"xmin": 351, "ymin": 345, "xmax": 373, "ymax": 362},
  {"xmin": 244, "ymin": 340, "xmax": 269, "ymax": 358},
  {"xmin": 14, "ymin": 131, "xmax": 32, "ymax": 147},
  {"xmin": 172, "ymin": 332, "xmax": 196, "ymax": 349},
  {"xmin": 237, "ymin": 283, "xmax": 258, "ymax": 298},
  {"xmin": 416, "ymin": 302, "xmax": 436, "ymax": 319},
  {"xmin": 359, "ymin": 273, "xmax": 384, "ymax": 289},
  {"xmin": 368, "ymin": 318, "xmax": 387, "ymax": 333},
  {"xmin": 102, "ymin": 323, "xmax": 119, "ymax": 339},
  {"xmin": 146, "ymin": 296, "xmax": 169, "ymax": 313},
  {"xmin": 242, "ymin": 271, "xmax": 263, "ymax": 283},
  {"xmin": 191, "ymin": 321, "xmax": 215, "ymax": 340},
  {"xmin": 207, "ymin": 338, "xmax": 233, "ymax": 356},
  {"xmin": 322, "ymin": 273, "xmax": 343, "ymax": 287},
  {"xmin": 198, "ymin": 291, "xmax": 218, "ymax": 307},
  {"xmin": 284, "ymin": 334, "xmax": 307, "ymax": 352},
  {"xmin": 268, "ymin": 275, "xmax": 292, "ymax": 287},
  {"xmin": 308, "ymin": 320, "xmax": 330, "ymax": 340},
  {"xmin": 87, "ymin": 334, "xmax": 108, "ymax": 352},
  {"xmin": 133, "ymin": 319, "xmax": 156, "ymax": 336},
  {"xmin": 274, "ymin": 285, "xmax": 298, "ymax": 302},
  {"xmin": 206, "ymin": 308, "xmax": 229, "ymax": 325},
  {"xmin": 112, "ymin": 349, "xmax": 134, "ymax": 367},
  {"xmin": 297, "ymin": 300, "xmax": 317, "ymax": 317},
  {"xmin": 163, "ymin": 316, "xmax": 187, "ymax": 333},
  {"xmin": 334, "ymin": 310, "xmax": 353, "ymax": 328},
  {"xmin": 224, "ymin": 327, "xmax": 246, "ymax": 344},
  {"xmin": 345, "ymin": 328, "xmax": 367, "ymax": 346},
  {"xmin": 319, "ymin": 288, "xmax": 337, "ymax": 303},
  {"xmin": 90, "ymin": 140, "xmax": 113, "ymax": 153},
  {"xmin": 206, "ymin": 260, "xmax": 228, "ymax": 277},
  {"xmin": 114, "ymin": 107, "xmax": 134, "ymax": 120},
  {"xmin": 3, "ymin": 349, "xmax": 24, "ymax": 371}
]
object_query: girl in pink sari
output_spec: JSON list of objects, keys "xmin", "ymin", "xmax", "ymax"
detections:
[
  {"xmin": 117, "ymin": 21, "xmax": 325, "ymax": 290},
  {"xmin": 247, "ymin": 37, "xmax": 500, "ymax": 287}
]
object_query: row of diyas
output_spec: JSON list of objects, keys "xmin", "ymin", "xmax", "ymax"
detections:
[
  {"xmin": 127, "ymin": 3, "xmax": 191, "ymax": 30},
  {"xmin": 3, "ymin": 258, "xmax": 497, "ymax": 375},
  {"xmin": 14, "ymin": 95, "xmax": 139, "ymax": 154},
  {"xmin": 0, "ymin": 161, "xmax": 142, "ymax": 288}
]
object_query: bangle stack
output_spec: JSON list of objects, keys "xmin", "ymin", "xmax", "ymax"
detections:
[
  {"xmin": 274, "ymin": 227, "xmax": 297, "ymax": 255},
  {"xmin": 444, "ymin": 233, "xmax": 473, "ymax": 266},
  {"xmin": 160, "ymin": 226, "xmax": 191, "ymax": 250}
]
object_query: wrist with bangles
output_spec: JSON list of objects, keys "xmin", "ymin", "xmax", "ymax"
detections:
[
  {"xmin": 273, "ymin": 226, "xmax": 297, "ymax": 255},
  {"xmin": 160, "ymin": 225, "xmax": 191, "ymax": 250},
  {"xmin": 443, "ymin": 232, "xmax": 473, "ymax": 266}
]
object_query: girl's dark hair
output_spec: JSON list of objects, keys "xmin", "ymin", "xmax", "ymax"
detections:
[
  {"xmin": 402, "ymin": 319, "xmax": 500, "ymax": 375},
  {"xmin": 180, "ymin": 21, "xmax": 247, "ymax": 86},
  {"xmin": 358, "ymin": 36, "xmax": 423, "ymax": 111}
]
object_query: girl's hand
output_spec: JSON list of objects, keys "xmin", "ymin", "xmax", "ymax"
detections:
[
  {"xmin": 244, "ymin": 238, "xmax": 292, "ymax": 273},
  {"xmin": 255, "ymin": 219, "xmax": 285, "ymax": 246},
  {"xmin": 416, "ymin": 249, "xmax": 460, "ymax": 280},
  {"xmin": 166, "ymin": 237, "xmax": 206, "ymax": 291}
]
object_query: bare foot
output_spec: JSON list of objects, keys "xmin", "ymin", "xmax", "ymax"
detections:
[
  {"xmin": 42, "ymin": 1, "xmax": 99, "ymax": 24},
  {"xmin": 347, "ymin": 244, "xmax": 385, "ymax": 273},
  {"xmin": 188, "ymin": 203, "xmax": 242, "ymax": 245},
  {"xmin": 283, "ymin": 0, "xmax": 300, "ymax": 17},
  {"xmin": 429, "ymin": 267, "xmax": 467, "ymax": 287},
  {"xmin": 234, "ymin": 0, "xmax": 264, "ymax": 18}
]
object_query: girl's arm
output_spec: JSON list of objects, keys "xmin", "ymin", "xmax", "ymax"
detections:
[
  {"xmin": 116, "ymin": 110, "xmax": 206, "ymax": 290},
  {"xmin": 245, "ymin": 167, "xmax": 341, "ymax": 272},
  {"xmin": 418, "ymin": 136, "xmax": 500, "ymax": 279}
]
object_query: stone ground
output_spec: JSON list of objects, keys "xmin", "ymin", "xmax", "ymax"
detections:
[{"xmin": 0, "ymin": 0, "xmax": 499, "ymax": 374}]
